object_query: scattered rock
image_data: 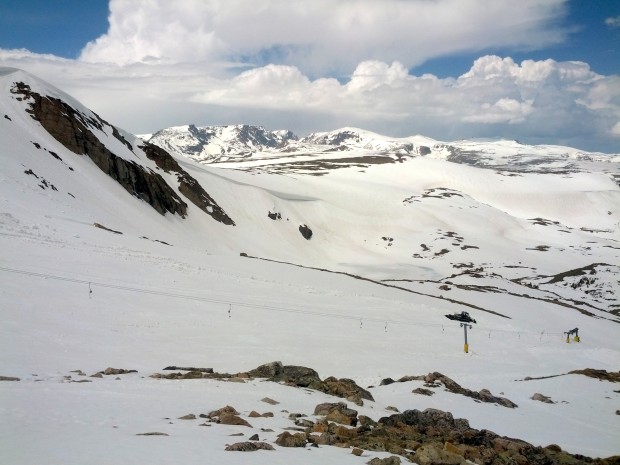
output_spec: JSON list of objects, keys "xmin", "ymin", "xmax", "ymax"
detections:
[
  {"xmin": 424, "ymin": 372, "xmax": 517, "ymax": 408},
  {"xmin": 352, "ymin": 447, "xmax": 364, "ymax": 456},
  {"xmin": 367, "ymin": 456, "xmax": 401, "ymax": 465},
  {"xmin": 314, "ymin": 402, "xmax": 358, "ymax": 426},
  {"xmin": 249, "ymin": 433, "xmax": 259, "ymax": 441},
  {"xmin": 178, "ymin": 414, "xmax": 196, "ymax": 420},
  {"xmin": 569, "ymin": 369, "xmax": 620, "ymax": 383},
  {"xmin": 412, "ymin": 387, "xmax": 434, "ymax": 396},
  {"xmin": 261, "ymin": 397, "xmax": 279, "ymax": 405},
  {"xmin": 414, "ymin": 443, "xmax": 464, "ymax": 465},
  {"xmin": 163, "ymin": 366, "xmax": 213, "ymax": 373},
  {"xmin": 299, "ymin": 224, "xmax": 313, "ymax": 240},
  {"xmin": 102, "ymin": 367, "xmax": 137, "ymax": 376},
  {"xmin": 225, "ymin": 441, "xmax": 274, "ymax": 451},
  {"xmin": 94, "ymin": 222, "xmax": 123, "ymax": 234},
  {"xmin": 152, "ymin": 371, "xmax": 204, "ymax": 379},
  {"xmin": 275, "ymin": 431, "xmax": 308, "ymax": 447},
  {"xmin": 136, "ymin": 432, "xmax": 169, "ymax": 436},
  {"xmin": 90, "ymin": 373, "xmax": 103, "ymax": 378},
  {"xmin": 358, "ymin": 415, "xmax": 378, "ymax": 428},
  {"xmin": 248, "ymin": 411, "xmax": 262, "ymax": 418},
  {"xmin": 0, "ymin": 376, "xmax": 20, "ymax": 382},
  {"xmin": 219, "ymin": 413, "xmax": 252, "ymax": 427},
  {"xmin": 247, "ymin": 361, "xmax": 374, "ymax": 402},
  {"xmin": 531, "ymin": 393, "xmax": 555, "ymax": 404}
]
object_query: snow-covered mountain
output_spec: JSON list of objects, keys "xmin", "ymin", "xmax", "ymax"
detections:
[
  {"xmin": 1, "ymin": 67, "xmax": 620, "ymax": 464},
  {"xmin": 143, "ymin": 124, "xmax": 619, "ymax": 176},
  {"xmin": 143, "ymin": 124, "xmax": 297, "ymax": 163}
]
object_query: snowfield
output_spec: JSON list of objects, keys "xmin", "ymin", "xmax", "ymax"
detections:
[{"xmin": 1, "ymin": 67, "xmax": 619, "ymax": 464}]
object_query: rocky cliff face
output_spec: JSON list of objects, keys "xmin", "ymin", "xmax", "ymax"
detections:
[
  {"xmin": 11, "ymin": 81, "xmax": 234, "ymax": 225},
  {"xmin": 12, "ymin": 81, "xmax": 188, "ymax": 217},
  {"xmin": 140, "ymin": 142, "xmax": 235, "ymax": 225}
]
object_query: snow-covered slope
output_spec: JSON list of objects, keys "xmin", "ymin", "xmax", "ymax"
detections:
[{"xmin": 1, "ymin": 67, "xmax": 620, "ymax": 464}]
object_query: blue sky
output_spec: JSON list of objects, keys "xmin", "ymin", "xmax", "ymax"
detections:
[
  {"xmin": 0, "ymin": 0, "xmax": 618, "ymax": 152},
  {"xmin": 1, "ymin": 0, "xmax": 617, "ymax": 75},
  {"xmin": 417, "ymin": 1, "xmax": 620, "ymax": 77}
]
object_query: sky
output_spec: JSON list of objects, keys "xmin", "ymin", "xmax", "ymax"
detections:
[{"xmin": 0, "ymin": 0, "xmax": 619, "ymax": 152}]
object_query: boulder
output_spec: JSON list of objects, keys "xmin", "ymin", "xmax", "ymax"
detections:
[
  {"xmin": 414, "ymin": 443, "xmax": 465, "ymax": 465},
  {"xmin": 261, "ymin": 397, "xmax": 279, "ymax": 405},
  {"xmin": 208, "ymin": 406, "xmax": 239, "ymax": 417},
  {"xmin": 530, "ymin": 393, "xmax": 555, "ymax": 404},
  {"xmin": 219, "ymin": 413, "xmax": 252, "ymax": 427},
  {"xmin": 275, "ymin": 431, "xmax": 307, "ymax": 447},
  {"xmin": 324, "ymin": 376, "xmax": 374, "ymax": 403},
  {"xmin": 423, "ymin": 372, "xmax": 517, "ymax": 408},
  {"xmin": 314, "ymin": 402, "xmax": 358, "ymax": 426},
  {"xmin": 225, "ymin": 441, "xmax": 274, "ymax": 451},
  {"xmin": 299, "ymin": 224, "xmax": 313, "ymax": 239},
  {"xmin": 413, "ymin": 387, "xmax": 434, "ymax": 396},
  {"xmin": 102, "ymin": 367, "xmax": 137, "ymax": 375},
  {"xmin": 367, "ymin": 456, "xmax": 401, "ymax": 465}
]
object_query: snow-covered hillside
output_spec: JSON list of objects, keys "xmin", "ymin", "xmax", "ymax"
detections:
[{"xmin": 1, "ymin": 67, "xmax": 619, "ymax": 464}]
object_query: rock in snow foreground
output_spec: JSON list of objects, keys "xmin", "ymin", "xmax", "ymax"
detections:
[{"xmin": 8, "ymin": 362, "xmax": 620, "ymax": 464}]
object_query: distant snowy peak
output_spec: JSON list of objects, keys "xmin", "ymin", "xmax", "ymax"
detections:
[
  {"xmin": 301, "ymin": 127, "xmax": 420, "ymax": 154},
  {"xmin": 146, "ymin": 123, "xmax": 618, "ymax": 174},
  {"xmin": 145, "ymin": 124, "xmax": 298, "ymax": 162}
]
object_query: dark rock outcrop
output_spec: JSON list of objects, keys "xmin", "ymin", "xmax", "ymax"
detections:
[
  {"xmin": 246, "ymin": 361, "xmax": 373, "ymax": 404},
  {"xmin": 12, "ymin": 81, "xmax": 234, "ymax": 224},
  {"xmin": 141, "ymin": 142, "xmax": 235, "ymax": 225},
  {"xmin": 314, "ymin": 402, "xmax": 358, "ymax": 426},
  {"xmin": 101, "ymin": 367, "xmax": 137, "ymax": 376},
  {"xmin": 12, "ymin": 82, "xmax": 188, "ymax": 217},
  {"xmin": 275, "ymin": 431, "xmax": 308, "ymax": 447},
  {"xmin": 163, "ymin": 366, "xmax": 213, "ymax": 373},
  {"xmin": 531, "ymin": 393, "xmax": 555, "ymax": 404},
  {"xmin": 569, "ymin": 369, "xmax": 620, "ymax": 383},
  {"xmin": 299, "ymin": 224, "xmax": 313, "ymax": 239},
  {"xmin": 225, "ymin": 441, "xmax": 274, "ymax": 451},
  {"xmin": 424, "ymin": 372, "xmax": 518, "ymax": 408}
]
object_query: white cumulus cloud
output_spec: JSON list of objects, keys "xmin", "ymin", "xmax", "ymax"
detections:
[
  {"xmin": 605, "ymin": 16, "xmax": 620, "ymax": 28},
  {"xmin": 1, "ymin": 0, "xmax": 619, "ymax": 152},
  {"xmin": 79, "ymin": 0, "xmax": 569, "ymax": 75}
]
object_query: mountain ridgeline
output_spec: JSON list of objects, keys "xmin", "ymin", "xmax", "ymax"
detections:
[{"xmin": 7, "ymin": 70, "xmax": 234, "ymax": 225}]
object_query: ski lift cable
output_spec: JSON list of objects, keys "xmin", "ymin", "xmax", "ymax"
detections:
[{"xmin": 0, "ymin": 266, "xmax": 567, "ymax": 336}]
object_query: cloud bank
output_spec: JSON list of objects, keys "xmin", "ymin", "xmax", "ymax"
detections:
[
  {"xmin": 1, "ymin": 0, "xmax": 618, "ymax": 152},
  {"xmin": 79, "ymin": 0, "xmax": 568, "ymax": 75}
]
